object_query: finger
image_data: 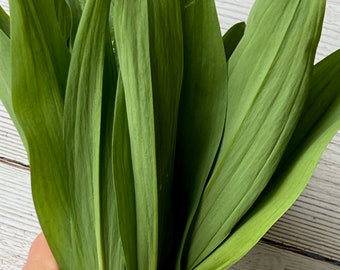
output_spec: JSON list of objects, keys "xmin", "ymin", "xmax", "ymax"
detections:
[{"xmin": 23, "ymin": 233, "xmax": 59, "ymax": 270}]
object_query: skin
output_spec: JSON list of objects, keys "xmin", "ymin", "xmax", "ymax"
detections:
[{"xmin": 23, "ymin": 233, "xmax": 59, "ymax": 270}]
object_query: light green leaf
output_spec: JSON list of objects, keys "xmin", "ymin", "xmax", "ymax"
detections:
[
  {"xmin": 185, "ymin": 0, "xmax": 326, "ymax": 267},
  {"xmin": 63, "ymin": 0, "xmax": 111, "ymax": 268},
  {"xmin": 113, "ymin": 1, "xmax": 159, "ymax": 268},
  {"xmin": 195, "ymin": 49, "xmax": 340, "ymax": 270},
  {"xmin": 173, "ymin": 0, "xmax": 228, "ymax": 267},
  {"xmin": 222, "ymin": 22, "xmax": 245, "ymax": 61},
  {"xmin": 0, "ymin": 6, "xmax": 27, "ymax": 147},
  {"xmin": 0, "ymin": 29, "xmax": 11, "ymax": 110},
  {"xmin": 10, "ymin": 0, "xmax": 72, "ymax": 269},
  {"xmin": 282, "ymin": 48, "xmax": 340, "ymax": 160}
]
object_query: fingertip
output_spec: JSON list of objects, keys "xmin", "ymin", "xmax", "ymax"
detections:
[{"xmin": 23, "ymin": 233, "xmax": 59, "ymax": 270}]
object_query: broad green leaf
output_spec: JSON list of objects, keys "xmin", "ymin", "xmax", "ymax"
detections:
[
  {"xmin": 0, "ymin": 6, "xmax": 27, "ymax": 147},
  {"xmin": 63, "ymin": 0, "xmax": 110, "ymax": 268},
  {"xmin": 113, "ymin": 1, "xmax": 159, "ymax": 269},
  {"xmin": 282, "ymin": 49, "xmax": 340, "ymax": 160},
  {"xmin": 195, "ymin": 50, "xmax": 340, "ymax": 270},
  {"xmin": 173, "ymin": 0, "xmax": 228, "ymax": 267},
  {"xmin": 222, "ymin": 22, "xmax": 245, "ymax": 61},
  {"xmin": 10, "ymin": 0, "xmax": 72, "ymax": 269},
  {"xmin": 147, "ymin": 0, "xmax": 183, "ymax": 267},
  {"xmin": 185, "ymin": 0, "xmax": 326, "ymax": 267},
  {"xmin": 112, "ymin": 75, "xmax": 137, "ymax": 270}
]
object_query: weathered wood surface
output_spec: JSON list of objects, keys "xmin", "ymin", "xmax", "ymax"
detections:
[
  {"xmin": 1, "ymin": 0, "xmax": 340, "ymax": 269},
  {"xmin": 231, "ymin": 242, "xmax": 340, "ymax": 270}
]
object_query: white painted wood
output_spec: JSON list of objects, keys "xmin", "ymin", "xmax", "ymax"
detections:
[
  {"xmin": 1, "ymin": 0, "xmax": 340, "ymax": 269},
  {"xmin": 0, "ymin": 104, "xmax": 28, "ymax": 165},
  {"xmin": 0, "ymin": 163, "xmax": 40, "ymax": 270},
  {"xmin": 230, "ymin": 242, "xmax": 340, "ymax": 270},
  {"xmin": 216, "ymin": 0, "xmax": 340, "ymax": 63},
  {"xmin": 0, "ymin": 0, "xmax": 8, "ymax": 13}
]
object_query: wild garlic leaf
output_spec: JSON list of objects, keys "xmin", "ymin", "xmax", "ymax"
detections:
[
  {"xmin": 10, "ymin": 0, "xmax": 72, "ymax": 269},
  {"xmin": 147, "ymin": 0, "xmax": 184, "ymax": 267},
  {"xmin": 195, "ymin": 49, "xmax": 340, "ymax": 270},
  {"xmin": 113, "ymin": 1, "xmax": 158, "ymax": 268},
  {"xmin": 185, "ymin": 0, "xmax": 326, "ymax": 267},
  {"xmin": 0, "ymin": 6, "xmax": 9, "ymax": 37},
  {"xmin": 0, "ymin": 26, "xmax": 28, "ymax": 149},
  {"xmin": 173, "ymin": 0, "xmax": 228, "ymax": 267},
  {"xmin": 112, "ymin": 74, "xmax": 137, "ymax": 270},
  {"xmin": 0, "ymin": 29, "xmax": 10, "ymax": 109},
  {"xmin": 222, "ymin": 22, "xmax": 245, "ymax": 61},
  {"xmin": 63, "ymin": 0, "xmax": 83, "ymax": 49},
  {"xmin": 54, "ymin": 0, "xmax": 71, "ymax": 45},
  {"xmin": 100, "ymin": 33, "xmax": 122, "ymax": 270},
  {"xmin": 282, "ymin": 49, "xmax": 340, "ymax": 160},
  {"xmin": 63, "ymin": 0, "xmax": 111, "ymax": 268}
]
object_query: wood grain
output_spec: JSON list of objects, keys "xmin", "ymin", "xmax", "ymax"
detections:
[
  {"xmin": 230, "ymin": 242, "xmax": 340, "ymax": 270},
  {"xmin": 0, "ymin": 163, "xmax": 40, "ymax": 270}
]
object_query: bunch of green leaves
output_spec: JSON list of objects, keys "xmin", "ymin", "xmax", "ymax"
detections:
[{"xmin": 1, "ymin": 0, "xmax": 340, "ymax": 269}]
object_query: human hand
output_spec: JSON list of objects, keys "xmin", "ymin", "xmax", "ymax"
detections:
[{"xmin": 23, "ymin": 233, "xmax": 59, "ymax": 270}]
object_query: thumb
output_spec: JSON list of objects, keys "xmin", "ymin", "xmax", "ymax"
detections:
[{"xmin": 23, "ymin": 233, "xmax": 59, "ymax": 270}]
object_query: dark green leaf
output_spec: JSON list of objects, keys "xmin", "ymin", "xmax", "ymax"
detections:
[
  {"xmin": 174, "ymin": 0, "xmax": 228, "ymax": 268},
  {"xmin": 0, "ymin": 6, "xmax": 10, "ymax": 37},
  {"xmin": 147, "ymin": 0, "xmax": 183, "ymax": 267},
  {"xmin": 222, "ymin": 22, "xmax": 245, "ymax": 61},
  {"xmin": 100, "ymin": 30, "xmax": 123, "ymax": 270},
  {"xmin": 112, "ymin": 75, "xmax": 137, "ymax": 270}
]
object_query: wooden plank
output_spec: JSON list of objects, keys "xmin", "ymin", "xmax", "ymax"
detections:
[
  {"xmin": 0, "ymin": 103, "xmax": 28, "ymax": 165},
  {"xmin": 0, "ymin": 163, "xmax": 40, "ymax": 270},
  {"xmin": 230, "ymin": 241, "xmax": 340, "ymax": 270}
]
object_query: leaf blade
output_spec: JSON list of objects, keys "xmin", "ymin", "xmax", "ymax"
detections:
[
  {"xmin": 63, "ymin": 0, "xmax": 111, "ymax": 268},
  {"xmin": 113, "ymin": 1, "xmax": 159, "ymax": 268},
  {"xmin": 173, "ymin": 0, "xmax": 228, "ymax": 267},
  {"xmin": 195, "ymin": 51, "xmax": 340, "ymax": 270},
  {"xmin": 9, "ymin": 0, "xmax": 72, "ymax": 268},
  {"xmin": 186, "ymin": 0, "xmax": 326, "ymax": 267}
]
